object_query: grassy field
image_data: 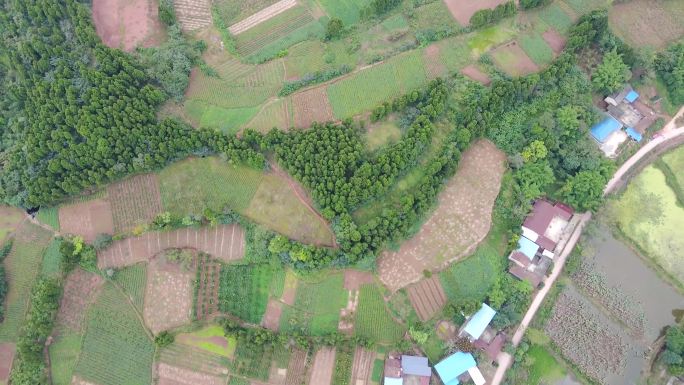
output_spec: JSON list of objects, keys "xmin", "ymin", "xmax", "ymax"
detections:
[
  {"xmin": 176, "ymin": 325, "xmax": 237, "ymax": 358},
  {"xmin": 365, "ymin": 120, "xmax": 402, "ymax": 151},
  {"xmin": 611, "ymin": 165, "xmax": 684, "ymax": 286},
  {"xmin": 218, "ymin": 264, "xmax": 282, "ymax": 323},
  {"xmin": 50, "ymin": 330, "xmax": 83, "ymax": 385},
  {"xmin": 519, "ymin": 33, "xmax": 554, "ymax": 66},
  {"xmin": 185, "ymin": 100, "xmax": 260, "ymax": 135},
  {"xmin": 355, "ymin": 285, "xmax": 405, "ymax": 343},
  {"xmin": 280, "ymin": 273, "xmax": 347, "ymax": 335},
  {"xmin": 662, "ymin": 140, "xmax": 684, "ymax": 195},
  {"xmin": 41, "ymin": 238, "xmax": 63, "ymax": 278},
  {"xmin": 562, "ymin": 0, "xmax": 609, "ymax": 14},
  {"xmin": 36, "ymin": 207, "xmax": 60, "ymax": 231},
  {"xmin": 538, "ymin": 2, "xmax": 574, "ymax": 33},
  {"xmin": 74, "ymin": 284, "xmax": 154, "ymax": 385},
  {"xmin": 608, "ymin": 0, "xmax": 684, "ymax": 49},
  {"xmin": 112, "ymin": 263, "xmax": 147, "ymax": 313},
  {"xmin": 526, "ymin": 345, "xmax": 567, "ymax": 384},
  {"xmin": 0, "ymin": 206, "xmax": 23, "ymax": 242},
  {"xmin": 317, "ymin": 0, "xmax": 367, "ymax": 24},
  {"xmin": 213, "ymin": 0, "xmax": 281, "ymax": 25},
  {"xmin": 246, "ymin": 98, "xmax": 290, "ymax": 133}
]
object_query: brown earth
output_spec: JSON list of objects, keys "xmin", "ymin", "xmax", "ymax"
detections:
[
  {"xmin": 542, "ymin": 29, "xmax": 566, "ymax": 55},
  {"xmin": 608, "ymin": 0, "xmax": 684, "ymax": 50},
  {"xmin": 262, "ymin": 299, "xmax": 283, "ymax": 331},
  {"xmin": 491, "ymin": 41, "xmax": 540, "ymax": 77},
  {"xmin": 107, "ymin": 174, "xmax": 163, "ymax": 233},
  {"xmin": 158, "ymin": 344, "xmax": 230, "ymax": 377},
  {"xmin": 92, "ymin": 0, "xmax": 164, "ymax": 51},
  {"xmin": 308, "ymin": 348, "xmax": 336, "ymax": 385},
  {"xmin": 407, "ymin": 276, "xmax": 447, "ymax": 322},
  {"xmin": 228, "ymin": 0, "xmax": 298, "ymax": 35},
  {"xmin": 157, "ymin": 362, "xmax": 225, "ymax": 385},
  {"xmin": 343, "ymin": 270, "xmax": 374, "ymax": 291},
  {"xmin": 338, "ymin": 290, "xmax": 359, "ymax": 334},
  {"xmin": 59, "ymin": 198, "xmax": 115, "ymax": 243},
  {"xmin": 350, "ymin": 347, "xmax": 375, "ymax": 385},
  {"xmin": 285, "ymin": 349, "xmax": 309, "ymax": 385},
  {"xmin": 443, "ymin": 0, "xmax": 510, "ymax": 26},
  {"xmin": 292, "ymin": 87, "xmax": 335, "ymax": 128},
  {"xmin": 281, "ymin": 272, "xmax": 298, "ymax": 306},
  {"xmin": 424, "ymin": 44, "xmax": 448, "ymax": 79},
  {"xmin": 173, "ymin": 0, "xmax": 213, "ymax": 31},
  {"xmin": 71, "ymin": 376, "xmax": 100, "ymax": 385},
  {"xmin": 97, "ymin": 224, "xmax": 245, "ymax": 268},
  {"xmin": 55, "ymin": 269, "xmax": 105, "ymax": 333},
  {"xmin": 461, "ymin": 65, "xmax": 491, "ymax": 85},
  {"xmin": 0, "ymin": 343, "xmax": 15, "ymax": 384},
  {"xmin": 377, "ymin": 140, "xmax": 506, "ymax": 292},
  {"xmin": 143, "ymin": 255, "xmax": 195, "ymax": 334}
]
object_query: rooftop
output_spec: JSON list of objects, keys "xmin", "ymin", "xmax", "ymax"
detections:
[
  {"xmin": 625, "ymin": 127, "xmax": 643, "ymax": 142},
  {"xmin": 434, "ymin": 352, "xmax": 477, "ymax": 385},
  {"xmin": 522, "ymin": 200, "xmax": 573, "ymax": 245},
  {"xmin": 509, "ymin": 265, "xmax": 544, "ymax": 287},
  {"xmin": 401, "ymin": 355, "xmax": 431, "ymax": 377},
  {"xmin": 590, "ymin": 116, "xmax": 623, "ymax": 143},
  {"xmin": 463, "ymin": 303, "xmax": 496, "ymax": 340},
  {"xmin": 516, "ymin": 236, "xmax": 539, "ymax": 261}
]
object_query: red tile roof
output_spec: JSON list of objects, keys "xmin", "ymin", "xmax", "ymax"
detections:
[
  {"xmin": 509, "ymin": 251, "xmax": 531, "ymax": 268},
  {"xmin": 509, "ymin": 265, "xmax": 543, "ymax": 287},
  {"xmin": 522, "ymin": 200, "xmax": 572, "ymax": 245}
]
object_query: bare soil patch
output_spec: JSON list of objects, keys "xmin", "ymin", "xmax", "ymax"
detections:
[
  {"xmin": 97, "ymin": 224, "xmax": 245, "ymax": 268},
  {"xmin": 308, "ymin": 348, "xmax": 335, "ymax": 385},
  {"xmin": 424, "ymin": 44, "xmax": 448, "ymax": 79},
  {"xmin": 55, "ymin": 269, "xmax": 105, "ymax": 333},
  {"xmin": 443, "ymin": 0, "xmax": 509, "ymax": 26},
  {"xmin": 59, "ymin": 199, "xmax": 115, "ymax": 242},
  {"xmin": 0, "ymin": 343, "xmax": 15, "ymax": 384},
  {"xmin": 173, "ymin": 0, "xmax": 213, "ymax": 31},
  {"xmin": 491, "ymin": 41, "xmax": 540, "ymax": 77},
  {"xmin": 107, "ymin": 174, "xmax": 163, "ymax": 233},
  {"xmin": 350, "ymin": 347, "xmax": 374, "ymax": 385},
  {"xmin": 542, "ymin": 29, "xmax": 566, "ymax": 55},
  {"xmin": 377, "ymin": 140, "xmax": 506, "ymax": 292},
  {"xmin": 143, "ymin": 255, "xmax": 195, "ymax": 334},
  {"xmin": 292, "ymin": 87, "xmax": 335, "ymax": 128},
  {"xmin": 338, "ymin": 290, "xmax": 359, "ymax": 334},
  {"xmin": 460, "ymin": 65, "xmax": 491, "ymax": 85},
  {"xmin": 343, "ymin": 270, "xmax": 374, "ymax": 291},
  {"xmin": 407, "ymin": 276, "xmax": 447, "ymax": 321},
  {"xmin": 262, "ymin": 299, "xmax": 283, "ymax": 331},
  {"xmin": 285, "ymin": 349, "xmax": 309, "ymax": 385},
  {"xmin": 71, "ymin": 376, "xmax": 100, "ymax": 385},
  {"xmin": 229, "ymin": 0, "xmax": 298, "ymax": 35},
  {"xmin": 157, "ymin": 362, "xmax": 225, "ymax": 385},
  {"xmin": 92, "ymin": 0, "xmax": 164, "ymax": 51}
]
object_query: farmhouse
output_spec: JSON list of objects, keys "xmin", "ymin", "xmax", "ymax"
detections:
[
  {"xmin": 383, "ymin": 354, "xmax": 432, "ymax": 385},
  {"xmin": 434, "ymin": 351, "xmax": 486, "ymax": 385},
  {"xmin": 461, "ymin": 303, "xmax": 497, "ymax": 341}
]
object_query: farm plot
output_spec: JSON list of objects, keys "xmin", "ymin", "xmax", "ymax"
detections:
[
  {"xmin": 407, "ymin": 276, "xmax": 447, "ymax": 322},
  {"xmin": 159, "ymin": 342, "xmax": 231, "ymax": 377},
  {"xmin": 460, "ymin": 65, "xmax": 491, "ymax": 85},
  {"xmin": 112, "ymin": 263, "xmax": 147, "ymax": 313},
  {"xmin": 292, "ymin": 86, "xmax": 335, "ymax": 128},
  {"xmin": 284, "ymin": 349, "xmax": 309, "ymax": 385},
  {"xmin": 97, "ymin": 224, "xmax": 245, "ymax": 268},
  {"xmin": 349, "ymin": 347, "xmax": 374, "ymax": 385},
  {"xmin": 55, "ymin": 269, "xmax": 105, "ymax": 333},
  {"xmin": 214, "ymin": 0, "xmax": 281, "ymax": 25},
  {"xmin": 229, "ymin": 0, "xmax": 298, "ymax": 35},
  {"xmin": 107, "ymin": 174, "xmax": 163, "ymax": 233},
  {"xmin": 157, "ymin": 362, "xmax": 226, "ymax": 385},
  {"xmin": 491, "ymin": 41, "xmax": 540, "ymax": 77},
  {"xmin": 59, "ymin": 198, "xmax": 114, "ymax": 242},
  {"xmin": 280, "ymin": 273, "xmax": 348, "ymax": 336},
  {"xmin": 36, "ymin": 206, "xmax": 60, "ymax": 231},
  {"xmin": 0, "ymin": 206, "xmax": 24, "ymax": 242},
  {"xmin": 74, "ymin": 284, "xmax": 155, "ymax": 385},
  {"xmin": 218, "ymin": 264, "xmax": 283, "ymax": 323},
  {"xmin": 176, "ymin": 325, "xmax": 237, "ymax": 358},
  {"xmin": 519, "ymin": 33, "xmax": 554, "ymax": 66},
  {"xmin": 184, "ymin": 100, "xmax": 261, "ymax": 135},
  {"xmin": 0, "ymin": 223, "xmax": 53, "ymax": 342},
  {"xmin": 542, "ymin": 29, "xmax": 566, "ymax": 55},
  {"xmin": 143, "ymin": 255, "xmax": 195, "ymax": 334},
  {"xmin": 40, "ymin": 238, "xmax": 62, "ymax": 278},
  {"xmin": 49, "ymin": 330, "xmax": 82, "ymax": 385},
  {"xmin": 92, "ymin": 0, "xmax": 164, "ymax": 51},
  {"xmin": 246, "ymin": 98, "xmax": 291, "ymax": 133},
  {"xmin": 173, "ymin": 0, "xmax": 212, "ymax": 31},
  {"xmin": 327, "ymin": 51, "xmax": 428, "ymax": 119},
  {"xmin": 309, "ymin": 348, "xmax": 336, "ymax": 385},
  {"xmin": 423, "ymin": 44, "xmax": 448, "ymax": 80},
  {"xmin": 233, "ymin": 340, "xmax": 288, "ymax": 381},
  {"xmin": 0, "ymin": 343, "xmax": 15, "ymax": 385},
  {"xmin": 609, "ymin": 0, "xmax": 684, "ymax": 49},
  {"xmin": 443, "ymin": 0, "xmax": 510, "ymax": 26},
  {"xmin": 332, "ymin": 346, "xmax": 354, "ymax": 385},
  {"xmin": 545, "ymin": 287, "xmax": 630, "ymax": 383},
  {"xmin": 196, "ymin": 253, "xmax": 221, "ymax": 319},
  {"xmin": 354, "ymin": 285, "xmax": 405, "ymax": 343},
  {"xmin": 317, "ymin": 0, "xmax": 367, "ymax": 24},
  {"xmin": 663, "ymin": 146, "xmax": 684, "ymax": 194},
  {"xmin": 538, "ymin": 3, "xmax": 575, "ymax": 34},
  {"xmin": 377, "ymin": 140, "xmax": 506, "ymax": 292},
  {"xmin": 262, "ymin": 299, "xmax": 283, "ymax": 331}
]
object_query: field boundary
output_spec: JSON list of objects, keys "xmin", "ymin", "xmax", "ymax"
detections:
[{"xmin": 229, "ymin": 0, "xmax": 298, "ymax": 35}]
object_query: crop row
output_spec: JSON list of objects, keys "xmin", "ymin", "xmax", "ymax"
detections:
[
  {"xmin": 218, "ymin": 264, "xmax": 274, "ymax": 323},
  {"xmin": 354, "ymin": 285, "xmax": 405, "ymax": 343},
  {"xmin": 112, "ymin": 263, "xmax": 147, "ymax": 313}
]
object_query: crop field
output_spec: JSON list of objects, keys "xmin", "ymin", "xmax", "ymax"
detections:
[
  {"xmin": 611, "ymin": 166, "xmax": 684, "ymax": 286},
  {"xmin": 176, "ymin": 325, "xmax": 237, "ymax": 358},
  {"xmin": 406, "ymin": 276, "xmax": 447, "ymax": 322},
  {"xmin": 538, "ymin": 2, "xmax": 575, "ymax": 33},
  {"xmin": 354, "ymin": 285, "xmax": 405, "ymax": 344},
  {"xmin": 98, "ymin": 224, "xmax": 245, "ymax": 268},
  {"xmin": 112, "ymin": 263, "xmax": 147, "ymax": 313},
  {"xmin": 107, "ymin": 174, "xmax": 163, "ymax": 233},
  {"xmin": 185, "ymin": 100, "xmax": 261, "ymax": 135},
  {"xmin": 143, "ymin": 255, "xmax": 195, "ymax": 334},
  {"xmin": 41, "ymin": 238, "xmax": 62, "ymax": 278},
  {"xmin": 159, "ymin": 157, "xmax": 264, "ymax": 216},
  {"xmin": 280, "ymin": 273, "xmax": 347, "ymax": 335},
  {"xmin": 525, "ymin": 344, "xmax": 567, "ymax": 385},
  {"xmin": 519, "ymin": 33, "xmax": 554, "ymax": 66},
  {"xmin": 49, "ymin": 330, "xmax": 82, "ymax": 385},
  {"xmin": 663, "ymin": 146, "xmax": 684, "ymax": 198},
  {"xmin": 541, "ymin": 29, "xmax": 566, "ymax": 55},
  {"xmin": 74, "ymin": 284, "xmax": 155, "ymax": 385},
  {"xmin": 56, "ymin": 269, "xmax": 105, "ymax": 333},
  {"xmin": 460, "ymin": 65, "xmax": 491, "ymax": 85},
  {"xmin": 218, "ymin": 263, "xmax": 282, "ymax": 323},
  {"xmin": 608, "ymin": 0, "xmax": 684, "ymax": 49},
  {"xmin": 283, "ymin": 41, "xmax": 329, "ymax": 79},
  {"xmin": 214, "ymin": 0, "xmax": 281, "ymax": 25},
  {"xmin": 544, "ymin": 287, "xmax": 629, "ymax": 382},
  {"xmin": 332, "ymin": 346, "xmax": 353, "ymax": 385},
  {"xmin": 157, "ymin": 362, "xmax": 226, "ymax": 385},
  {"xmin": 349, "ymin": 347, "xmax": 374, "ymax": 385},
  {"xmin": 309, "ymin": 347, "xmax": 336, "ymax": 385},
  {"xmin": 327, "ymin": 51, "xmax": 428, "ymax": 119},
  {"xmin": 159, "ymin": 342, "xmax": 231, "ymax": 377},
  {"xmin": 92, "ymin": 0, "xmax": 164, "ymax": 51},
  {"xmin": 292, "ymin": 86, "xmax": 335, "ymax": 128},
  {"xmin": 196, "ymin": 253, "xmax": 221, "ymax": 319},
  {"xmin": 0, "ymin": 206, "xmax": 23, "ymax": 241},
  {"xmin": 443, "ymin": 0, "xmax": 510, "ymax": 26},
  {"xmin": 59, "ymin": 198, "xmax": 114, "ymax": 242},
  {"xmin": 173, "ymin": 0, "xmax": 212, "ymax": 31},
  {"xmin": 0, "ymin": 223, "xmax": 52, "ymax": 342},
  {"xmin": 0, "ymin": 343, "xmax": 15, "ymax": 384},
  {"xmin": 562, "ymin": 0, "xmax": 609, "ymax": 14},
  {"xmin": 233, "ymin": 339, "xmax": 287, "ymax": 380},
  {"xmin": 491, "ymin": 41, "xmax": 540, "ymax": 77},
  {"xmin": 317, "ymin": 0, "xmax": 366, "ymax": 24},
  {"xmin": 377, "ymin": 140, "xmax": 506, "ymax": 291},
  {"xmin": 247, "ymin": 98, "xmax": 291, "ymax": 132},
  {"xmin": 35, "ymin": 206, "xmax": 60, "ymax": 231}
]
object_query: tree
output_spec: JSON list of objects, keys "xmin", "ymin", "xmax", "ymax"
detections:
[
  {"xmin": 560, "ymin": 170, "xmax": 606, "ymax": 212},
  {"xmin": 514, "ymin": 160, "xmax": 555, "ymax": 201},
  {"xmin": 521, "ymin": 140, "xmax": 548, "ymax": 163},
  {"xmin": 592, "ymin": 50, "xmax": 630, "ymax": 94},
  {"xmin": 519, "ymin": 0, "xmax": 551, "ymax": 9},
  {"xmin": 655, "ymin": 42, "xmax": 684, "ymax": 105},
  {"xmin": 158, "ymin": 0, "xmax": 176, "ymax": 26},
  {"xmin": 155, "ymin": 331, "xmax": 175, "ymax": 347},
  {"xmin": 325, "ymin": 18, "xmax": 344, "ymax": 40}
]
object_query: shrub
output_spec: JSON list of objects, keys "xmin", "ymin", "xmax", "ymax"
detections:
[
  {"xmin": 469, "ymin": 1, "xmax": 516, "ymax": 29},
  {"xmin": 93, "ymin": 233, "xmax": 113, "ymax": 250},
  {"xmin": 279, "ymin": 65, "xmax": 352, "ymax": 96},
  {"xmin": 158, "ymin": 0, "xmax": 176, "ymax": 26},
  {"xmin": 655, "ymin": 42, "xmax": 684, "ymax": 105},
  {"xmin": 519, "ymin": 0, "xmax": 552, "ymax": 10},
  {"xmin": 155, "ymin": 331, "xmax": 175, "ymax": 347},
  {"xmin": 325, "ymin": 18, "xmax": 344, "ymax": 41}
]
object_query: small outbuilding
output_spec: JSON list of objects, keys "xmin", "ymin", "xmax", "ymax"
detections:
[
  {"xmin": 434, "ymin": 351, "xmax": 485, "ymax": 385},
  {"xmin": 462, "ymin": 303, "xmax": 496, "ymax": 341}
]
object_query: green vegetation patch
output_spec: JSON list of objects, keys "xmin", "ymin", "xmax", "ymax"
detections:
[
  {"xmin": 75, "ymin": 284, "xmax": 154, "ymax": 385},
  {"xmin": 36, "ymin": 207, "xmax": 60, "ymax": 231},
  {"xmin": 234, "ymin": 340, "xmax": 287, "ymax": 380},
  {"xmin": 365, "ymin": 120, "xmax": 402, "ymax": 150},
  {"xmin": 354, "ymin": 285, "xmax": 405, "ymax": 343},
  {"xmin": 539, "ymin": 3, "xmax": 574, "ymax": 33},
  {"xmin": 185, "ymin": 100, "xmax": 259, "ymax": 135},
  {"xmin": 112, "ymin": 263, "xmax": 147, "ymax": 314},
  {"xmin": 519, "ymin": 33, "xmax": 554, "ymax": 66},
  {"xmin": 371, "ymin": 358, "xmax": 384, "ymax": 382},
  {"xmin": 381, "ymin": 14, "xmax": 409, "ymax": 31},
  {"xmin": 218, "ymin": 264, "xmax": 282, "ymax": 323},
  {"xmin": 332, "ymin": 346, "xmax": 354, "ymax": 385},
  {"xmin": 526, "ymin": 345, "xmax": 566, "ymax": 385},
  {"xmin": 159, "ymin": 157, "xmax": 264, "ymax": 216},
  {"xmin": 41, "ymin": 238, "xmax": 63, "ymax": 278},
  {"xmin": 176, "ymin": 325, "xmax": 237, "ymax": 358},
  {"xmin": 413, "ymin": 1, "xmax": 457, "ymax": 31},
  {"xmin": 467, "ymin": 23, "xmax": 515, "ymax": 56},
  {"xmin": 49, "ymin": 330, "xmax": 83, "ymax": 385},
  {"xmin": 662, "ymin": 146, "xmax": 684, "ymax": 200},
  {"xmin": 213, "ymin": 0, "xmax": 281, "ymax": 25},
  {"xmin": 562, "ymin": 0, "xmax": 608, "ymax": 14},
  {"xmin": 280, "ymin": 273, "xmax": 347, "ymax": 335},
  {"xmin": 318, "ymin": 0, "xmax": 368, "ymax": 24}
]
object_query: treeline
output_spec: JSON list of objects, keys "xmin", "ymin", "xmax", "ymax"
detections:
[
  {"xmin": 0, "ymin": 0, "xmax": 263, "ymax": 208},
  {"xmin": 279, "ymin": 65, "xmax": 352, "ymax": 96},
  {"xmin": 0, "ymin": 239, "xmax": 12, "ymax": 321},
  {"xmin": 655, "ymin": 42, "xmax": 684, "ymax": 105},
  {"xmin": 469, "ymin": 1, "xmax": 517, "ymax": 29}
]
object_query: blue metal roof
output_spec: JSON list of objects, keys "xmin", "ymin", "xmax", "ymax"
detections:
[
  {"xmin": 401, "ymin": 355, "xmax": 431, "ymax": 377},
  {"xmin": 435, "ymin": 352, "xmax": 476, "ymax": 385},
  {"xmin": 625, "ymin": 90, "xmax": 639, "ymax": 103},
  {"xmin": 463, "ymin": 303, "xmax": 497, "ymax": 340},
  {"xmin": 517, "ymin": 236, "xmax": 539, "ymax": 261},
  {"xmin": 384, "ymin": 377, "xmax": 404, "ymax": 385},
  {"xmin": 590, "ymin": 116, "xmax": 622, "ymax": 143},
  {"xmin": 625, "ymin": 127, "xmax": 643, "ymax": 142}
]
